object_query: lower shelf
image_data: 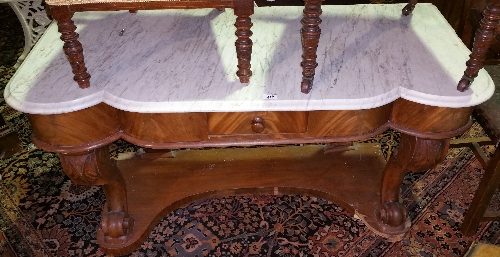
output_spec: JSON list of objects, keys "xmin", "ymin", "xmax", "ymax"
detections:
[{"xmin": 98, "ymin": 143, "xmax": 392, "ymax": 255}]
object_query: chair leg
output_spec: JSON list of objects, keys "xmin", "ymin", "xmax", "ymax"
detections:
[
  {"xmin": 402, "ymin": 0, "xmax": 418, "ymax": 16},
  {"xmin": 300, "ymin": 0, "xmax": 322, "ymax": 94},
  {"xmin": 461, "ymin": 147, "xmax": 500, "ymax": 236},
  {"xmin": 457, "ymin": 0, "xmax": 500, "ymax": 92},
  {"xmin": 234, "ymin": 1, "xmax": 254, "ymax": 83},
  {"xmin": 49, "ymin": 5, "xmax": 91, "ymax": 89},
  {"xmin": 234, "ymin": 15, "xmax": 253, "ymax": 83}
]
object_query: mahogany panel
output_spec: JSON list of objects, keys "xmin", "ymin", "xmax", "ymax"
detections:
[
  {"xmin": 390, "ymin": 99, "xmax": 472, "ymax": 133},
  {"xmin": 118, "ymin": 111, "xmax": 208, "ymax": 143},
  {"xmin": 208, "ymin": 111, "xmax": 308, "ymax": 135},
  {"xmin": 102, "ymin": 144, "xmax": 386, "ymax": 255},
  {"xmin": 306, "ymin": 104, "xmax": 392, "ymax": 137},
  {"xmin": 121, "ymin": 125, "xmax": 390, "ymax": 149},
  {"xmin": 28, "ymin": 103, "xmax": 119, "ymax": 147}
]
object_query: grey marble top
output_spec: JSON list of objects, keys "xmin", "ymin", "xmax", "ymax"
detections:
[{"xmin": 5, "ymin": 4, "xmax": 494, "ymax": 114}]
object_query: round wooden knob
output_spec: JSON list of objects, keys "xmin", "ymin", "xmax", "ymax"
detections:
[{"xmin": 251, "ymin": 116, "xmax": 265, "ymax": 133}]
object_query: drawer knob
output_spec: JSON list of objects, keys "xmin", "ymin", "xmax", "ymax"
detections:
[{"xmin": 252, "ymin": 116, "xmax": 265, "ymax": 133}]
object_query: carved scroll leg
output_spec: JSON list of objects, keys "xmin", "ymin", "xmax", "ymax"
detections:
[
  {"xmin": 234, "ymin": 0, "xmax": 254, "ymax": 83},
  {"xmin": 402, "ymin": 0, "xmax": 418, "ymax": 16},
  {"xmin": 374, "ymin": 133, "xmax": 449, "ymax": 240},
  {"xmin": 300, "ymin": 0, "xmax": 322, "ymax": 94},
  {"xmin": 49, "ymin": 5, "xmax": 91, "ymax": 89},
  {"xmin": 458, "ymin": 1, "xmax": 500, "ymax": 92},
  {"xmin": 59, "ymin": 146, "xmax": 134, "ymax": 245}
]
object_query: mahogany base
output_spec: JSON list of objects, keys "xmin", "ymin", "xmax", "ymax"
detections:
[
  {"xmin": 97, "ymin": 143, "xmax": 399, "ymax": 255},
  {"xmin": 27, "ymin": 99, "xmax": 473, "ymax": 255}
]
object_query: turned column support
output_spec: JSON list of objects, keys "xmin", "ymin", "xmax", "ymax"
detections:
[
  {"xmin": 457, "ymin": 0, "xmax": 500, "ymax": 91},
  {"xmin": 300, "ymin": 0, "xmax": 322, "ymax": 94},
  {"xmin": 234, "ymin": 0, "xmax": 254, "ymax": 83},
  {"xmin": 49, "ymin": 5, "xmax": 91, "ymax": 89},
  {"xmin": 58, "ymin": 146, "xmax": 134, "ymax": 245},
  {"xmin": 376, "ymin": 133, "xmax": 449, "ymax": 233}
]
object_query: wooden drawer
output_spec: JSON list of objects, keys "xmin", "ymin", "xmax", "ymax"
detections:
[
  {"xmin": 307, "ymin": 105, "xmax": 392, "ymax": 137},
  {"xmin": 208, "ymin": 112, "xmax": 308, "ymax": 135},
  {"xmin": 118, "ymin": 112, "xmax": 208, "ymax": 142}
]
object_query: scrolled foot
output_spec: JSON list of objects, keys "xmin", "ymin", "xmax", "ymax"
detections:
[
  {"xmin": 457, "ymin": 75, "xmax": 474, "ymax": 92},
  {"xmin": 355, "ymin": 202, "xmax": 411, "ymax": 241},
  {"xmin": 357, "ymin": 201, "xmax": 410, "ymax": 241},
  {"xmin": 377, "ymin": 202, "xmax": 408, "ymax": 228},
  {"xmin": 402, "ymin": 4, "xmax": 416, "ymax": 16},
  {"xmin": 301, "ymin": 78, "xmax": 313, "ymax": 94},
  {"xmin": 99, "ymin": 211, "xmax": 135, "ymax": 245}
]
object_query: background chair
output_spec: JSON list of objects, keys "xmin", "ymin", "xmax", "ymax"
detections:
[{"xmin": 455, "ymin": 79, "xmax": 500, "ymax": 236}]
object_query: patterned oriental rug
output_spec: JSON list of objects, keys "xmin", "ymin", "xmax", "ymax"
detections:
[{"xmin": 1, "ymin": 3, "xmax": 500, "ymax": 257}]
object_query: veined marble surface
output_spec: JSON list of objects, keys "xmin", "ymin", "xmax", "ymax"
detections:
[{"xmin": 5, "ymin": 4, "xmax": 495, "ymax": 114}]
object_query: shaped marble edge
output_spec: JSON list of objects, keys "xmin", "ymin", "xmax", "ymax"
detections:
[
  {"xmin": 400, "ymin": 69, "xmax": 495, "ymax": 108},
  {"xmin": 101, "ymin": 87, "xmax": 402, "ymax": 113},
  {"xmin": 4, "ymin": 4, "xmax": 495, "ymax": 115}
]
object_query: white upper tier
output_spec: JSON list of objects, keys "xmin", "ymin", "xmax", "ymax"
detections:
[{"xmin": 5, "ymin": 4, "xmax": 494, "ymax": 114}]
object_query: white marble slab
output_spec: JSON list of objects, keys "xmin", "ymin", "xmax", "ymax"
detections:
[{"xmin": 5, "ymin": 4, "xmax": 495, "ymax": 114}]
